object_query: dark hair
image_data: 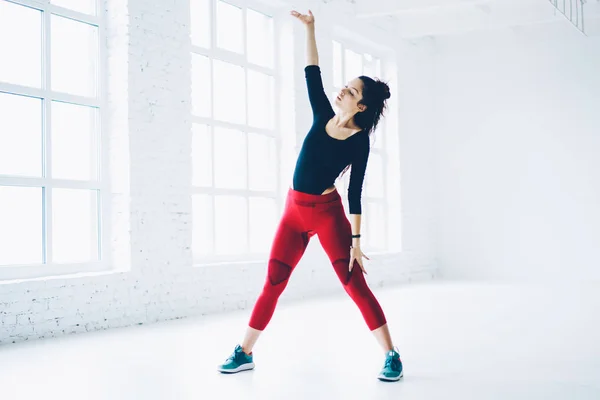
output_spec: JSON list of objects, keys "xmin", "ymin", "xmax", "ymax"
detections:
[
  {"xmin": 338, "ymin": 76, "xmax": 391, "ymax": 180},
  {"xmin": 355, "ymin": 76, "xmax": 391, "ymax": 135}
]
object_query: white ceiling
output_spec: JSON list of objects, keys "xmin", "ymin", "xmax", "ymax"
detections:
[{"xmin": 348, "ymin": 0, "xmax": 600, "ymax": 37}]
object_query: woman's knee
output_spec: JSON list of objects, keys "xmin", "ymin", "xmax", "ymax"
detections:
[
  {"xmin": 267, "ymin": 258, "xmax": 293, "ymax": 287},
  {"xmin": 345, "ymin": 272, "xmax": 372, "ymax": 297}
]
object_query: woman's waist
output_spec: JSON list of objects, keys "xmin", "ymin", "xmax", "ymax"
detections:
[{"xmin": 287, "ymin": 185, "xmax": 341, "ymax": 206}]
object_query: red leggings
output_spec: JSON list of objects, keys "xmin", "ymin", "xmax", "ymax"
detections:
[{"xmin": 248, "ymin": 188, "xmax": 387, "ymax": 331}]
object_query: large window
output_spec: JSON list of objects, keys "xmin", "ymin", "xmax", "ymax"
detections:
[
  {"xmin": 191, "ymin": 0, "xmax": 279, "ymax": 263},
  {"xmin": 332, "ymin": 40, "xmax": 390, "ymax": 252},
  {"xmin": 0, "ymin": 0, "xmax": 105, "ymax": 273}
]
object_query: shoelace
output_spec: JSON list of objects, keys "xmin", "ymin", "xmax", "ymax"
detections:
[
  {"xmin": 384, "ymin": 355, "xmax": 400, "ymax": 370},
  {"xmin": 225, "ymin": 349, "xmax": 241, "ymax": 363}
]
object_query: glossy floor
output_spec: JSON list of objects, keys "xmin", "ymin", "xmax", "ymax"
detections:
[{"xmin": 1, "ymin": 280, "xmax": 599, "ymax": 400}]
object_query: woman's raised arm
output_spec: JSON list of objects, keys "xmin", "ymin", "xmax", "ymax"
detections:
[{"xmin": 290, "ymin": 10, "xmax": 318, "ymax": 66}]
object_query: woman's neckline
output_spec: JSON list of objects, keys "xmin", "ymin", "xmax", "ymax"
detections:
[{"xmin": 325, "ymin": 117, "xmax": 363, "ymax": 141}]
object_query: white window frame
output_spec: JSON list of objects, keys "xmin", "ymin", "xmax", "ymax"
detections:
[
  {"xmin": 331, "ymin": 39, "xmax": 390, "ymax": 253},
  {"xmin": 0, "ymin": 0, "xmax": 109, "ymax": 280},
  {"xmin": 191, "ymin": 0, "xmax": 281, "ymax": 265}
]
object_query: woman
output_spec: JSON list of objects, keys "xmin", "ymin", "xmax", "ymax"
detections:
[{"xmin": 217, "ymin": 10, "xmax": 403, "ymax": 382}]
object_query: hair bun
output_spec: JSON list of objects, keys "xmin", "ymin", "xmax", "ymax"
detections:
[{"xmin": 376, "ymin": 80, "xmax": 391, "ymax": 100}]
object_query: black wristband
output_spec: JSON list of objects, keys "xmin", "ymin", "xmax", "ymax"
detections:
[{"xmin": 351, "ymin": 234, "xmax": 361, "ymax": 238}]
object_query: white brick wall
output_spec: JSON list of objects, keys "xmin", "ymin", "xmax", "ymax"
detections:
[{"xmin": 0, "ymin": 0, "xmax": 438, "ymax": 345}]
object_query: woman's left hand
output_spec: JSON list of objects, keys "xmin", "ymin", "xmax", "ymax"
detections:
[{"xmin": 349, "ymin": 245, "xmax": 370, "ymax": 275}]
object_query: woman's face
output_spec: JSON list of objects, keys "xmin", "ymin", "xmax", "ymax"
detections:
[{"xmin": 334, "ymin": 77, "xmax": 365, "ymax": 114}]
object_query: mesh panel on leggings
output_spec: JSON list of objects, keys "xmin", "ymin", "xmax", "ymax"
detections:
[
  {"xmin": 268, "ymin": 259, "xmax": 293, "ymax": 286},
  {"xmin": 333, "ymin": 258, "xmax": 353, "ymax": 285}
]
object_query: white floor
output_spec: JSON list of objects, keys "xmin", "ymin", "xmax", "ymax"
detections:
[{"xmin": 1, "ymin": 280, "xmax": 599, "ymax": 400}]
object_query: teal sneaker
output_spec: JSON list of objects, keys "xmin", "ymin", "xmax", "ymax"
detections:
[
  {"xmin": 217, "ymin": 344, "xmax": 255, "ymax": 374},
  {"xmin": 377, "ymin": 347, "xmax": 403, "ymax": 382}
]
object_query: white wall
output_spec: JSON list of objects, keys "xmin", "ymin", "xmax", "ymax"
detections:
[
  {"xmin": 0, "ymin": 0, "xmax": 437, "ymax": 345},
  {"xmin": 433, "ymin": 22, "xmax": 600, "ymax": 282},
  {"xmin": 396, "ymin": 37, "xmax": 441, "ymax": 274}
]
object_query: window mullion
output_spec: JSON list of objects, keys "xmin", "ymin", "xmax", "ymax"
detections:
[
  {"xmin": 46, "ymin": 4, "xmax": 100, "ymax": 26},
  {"xmin": 42, "ymin": 4, "xmax": 53, "ymax": 264},
  {"xmin": 209, "ymin": 124, "xmax": 216, "ymax": 255},
  {"xmin": 98, "ymin": 0, "xmax": 109, "ymax": 263},
  {"xmin": 243, "ymin": 4, "xmax": 251, "ymax": 255},
  {"xmin": 209, "ymin": 0, "xmax": 217, "ymax": 257},
  {"xmin": 381, "ymin": 118, "xmax": 388, "ymax": 251},
  {"xmin": 7, "ymin": 0, "xmax": 45, "ymax": 10},
  {"xmin": 273, "ymin": 16, "xmax": 282, "ymax": 217}
]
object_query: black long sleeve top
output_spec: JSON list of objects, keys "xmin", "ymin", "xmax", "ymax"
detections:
[{"xmin": 292, "ymin": 65, "xmax": 370, "ymax": 214}]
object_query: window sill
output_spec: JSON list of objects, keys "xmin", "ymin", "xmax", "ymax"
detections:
[
  {"xmin": 0, "ymin": 262, "xmax": 128, "ymax": 285},
  {"xmin": 193, "ymin": 256, "xmax": 266, "ymax": 268}
]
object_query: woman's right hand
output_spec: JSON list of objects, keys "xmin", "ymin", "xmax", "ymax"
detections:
[{"xmin": 290, "ymin": 10, "xmax": 315, "ymax": 26}]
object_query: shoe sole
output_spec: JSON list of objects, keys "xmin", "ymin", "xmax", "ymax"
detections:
[
  {"xmin": 217, "ymin": 362, "xmax": 255, "ymax": 374},
  {"xmin": 377, "ymin": 370, "xmax": 403, "ymax": 382}
]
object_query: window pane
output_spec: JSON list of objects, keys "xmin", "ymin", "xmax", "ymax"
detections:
[
  {"xmin": 192, "ymin": 124, "xmax": 212, "ymax": 187},
  {"xmin": 344, "ymin": 49, "xmax": 362, "ymax": 83},
  {"xmin": 0, "ymin": 93, "xmax": 42, "ymax": 177},
  {"xmin": 214, "ymin": 127, "xmax": 246, "ymax": 189},
  {"xmin": 363, "ymin": 54, "xmax": 375, "ymax": 78},
  {"xmin": 247, "ymin": 9, "xmax": 274, "ymax": 68},
  {"xmin": 247, "ymin": 70, "xmax": 274, "ymax": 129},
  {"xmin": 372, "ymin": 124, "xmax": 383, "ymax": 150},
  {"xmin": 364, "ymin": 56, "xmax": 382, "ymax": 79},
  {"xmin": 0, "ymin": 1, "xmax": 42, "ymax": 88},
  {"xmin": 0, "ymin": 186, "xmax": 43, "ymax": 265},
  {"xmin": 191, "ymin": 0, "xmax": 210, "ymax": 48},
  {"xmin": 332, "ymin": 41, "xmax": 342, "ymax": 88},
  {"xmin": 365, "ymin": 202, "xmax": 385, "ymax": 250},
  {"xmin": 51, "ymin": 15, "xmax": 98, "ymax": 97},
  {"xmin": 51, "ymin": 101, "xmax": 99, "ymax": 180},
  {"xmin": 215, "ymin": 195, "xmax": 247, "ymax": 255},
  {"xmin": 213, "ymin": 60, "xmax": 245, "ymax": 124},
  {"xmin": 248, "ymin": 132, "xmax": 276, "ymax": 192},
  {"xmin": 364, "ymin": 153, "xmax": 384, "ymax": 198},
  {"xmin": 191, "ymin": 54, "xmax": 211, "ymax": 118},
  {"xmin": 51, "ymin": 0, "xmax": 96, "ymax": 15},
  {"xmin": 52, "ymin": 189, "xmax": 99, "ymax": 263},
  {"xmin": 363, "ymin": 56, "xmax": 372, "ymax": 76},
  {"xmin": 192, "ymin": 194, "xmax": 213, "ymax": 257},
  {"xmin": 339, "ymin": 167, "xmax": 350, "ymax": 200},
  {"xmin": 249, "ymin": 197, "xmax": 277, "ymax": 253},
  {"xmin": 216, "ymin": 0, "xmax": 243, "ymax": 54}
]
